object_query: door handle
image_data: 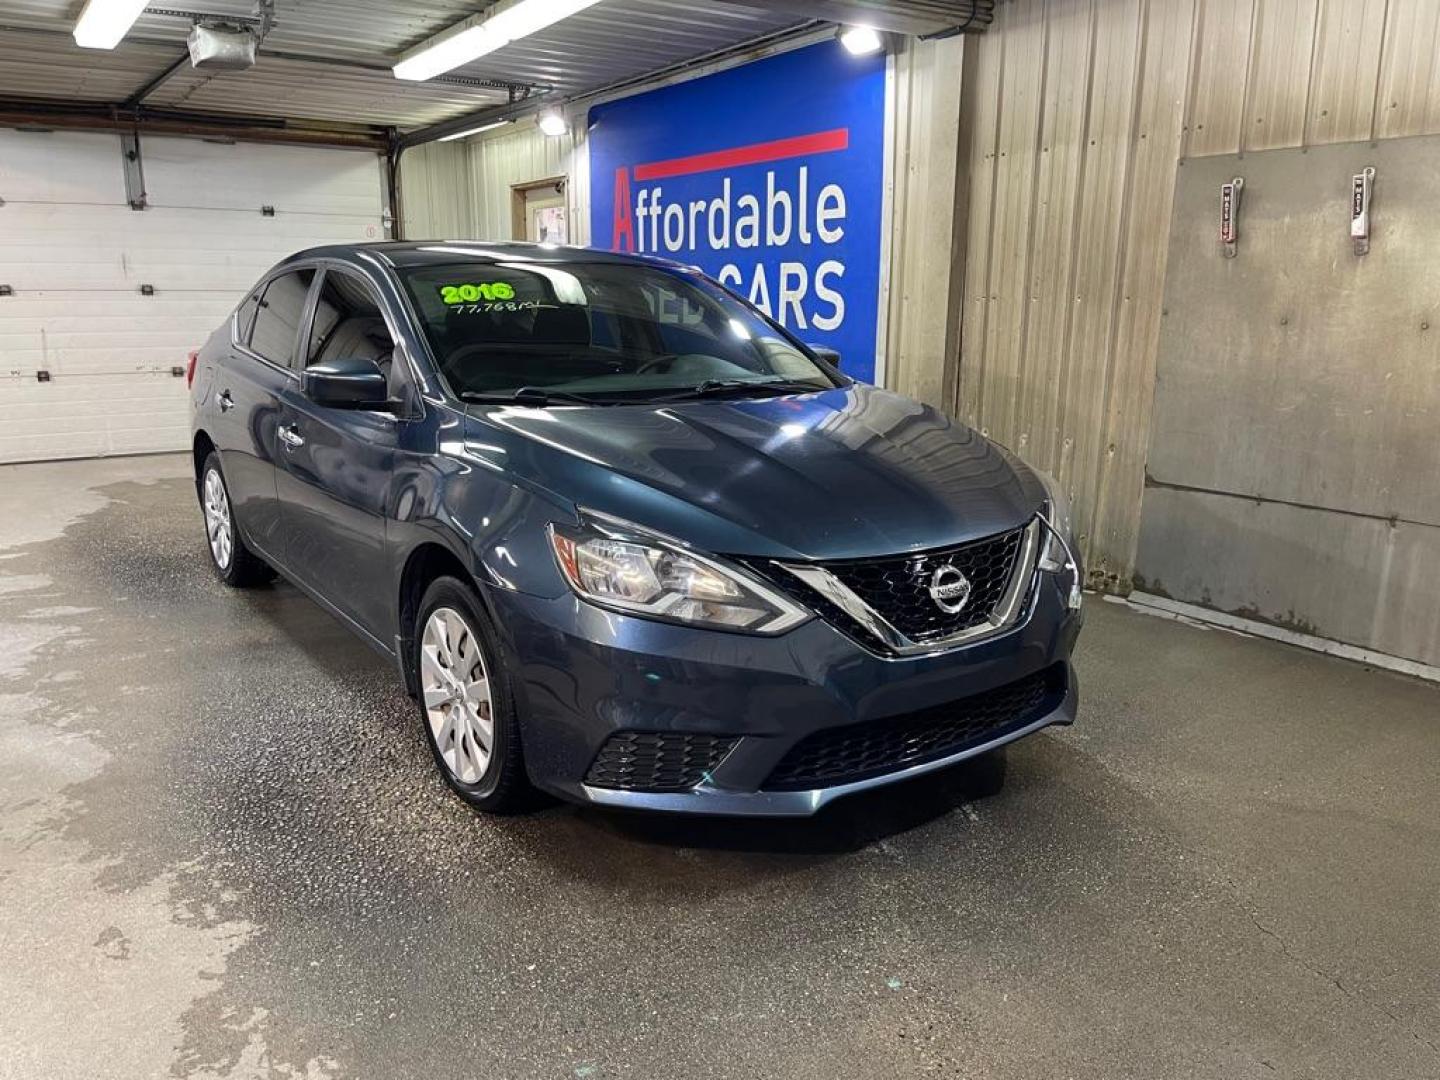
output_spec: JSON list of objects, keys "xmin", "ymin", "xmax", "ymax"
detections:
[
  {"xmin": 278, "ymin": 425, "xmax": 305, "ymax": 450},
  {"xmin": 217, "ymin": 390, "xmax": 234, "ymax": 412}
]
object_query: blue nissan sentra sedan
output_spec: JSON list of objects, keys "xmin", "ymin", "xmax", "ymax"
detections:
[{"xmin": 189, "ymin": 241, "xmax": 1083, "ymax": 816}]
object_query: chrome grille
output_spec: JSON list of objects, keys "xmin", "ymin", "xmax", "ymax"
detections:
[
  {"xmin": 753, "ymin": 520, "xmax": 1040, "ymax": 655},
  {"xmin": 820, "ymin": 527, "xmax": 1025, "ymax": 643}
]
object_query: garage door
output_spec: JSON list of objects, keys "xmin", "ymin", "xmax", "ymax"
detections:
[{"xmin": 0, "ymin": 130, "xmax": 384, "ymax": 464}]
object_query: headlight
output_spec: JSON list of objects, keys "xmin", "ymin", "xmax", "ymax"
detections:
[
  {"xmin": 548, "ymin": 514, "xmax": 812, "ymax": 634},
  {"xmin": 1034, "ymin": 469, "xmax": 1083, "ymax": 609},
  {"xmin": 1036, "ymin": 471, "xmax": 1073, "ymax": 573}
]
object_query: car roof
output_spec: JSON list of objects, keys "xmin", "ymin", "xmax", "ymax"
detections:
[{"xmin": 277, "ymin": 240, "xmax": 693, "ymax": 273}]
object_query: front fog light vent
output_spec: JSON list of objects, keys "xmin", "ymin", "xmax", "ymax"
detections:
[{"xmin": 585, "ymin": 732, "xmax": 738, "ymax": 792}]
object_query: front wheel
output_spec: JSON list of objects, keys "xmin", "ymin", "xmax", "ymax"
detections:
[
  {"xmin": 199, "ymin": 452, "xmax": 274, "ymax": 587},
  {"xmin": 413, "ymin": 576, "xmax": 533, "ymax": 813}
]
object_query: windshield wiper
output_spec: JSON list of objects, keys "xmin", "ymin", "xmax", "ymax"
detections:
[
  {"xmin": 658, "ymin": 378, "xmax": 833, "ymax": 401},
  {"xmin": 460, "ymin": 386, "xmax": 605, "ymax": 407}
]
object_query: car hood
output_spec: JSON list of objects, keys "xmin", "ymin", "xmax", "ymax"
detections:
[{"xmin": 464, "ymin": 383, "xmax": 1042, "ymax": 561}]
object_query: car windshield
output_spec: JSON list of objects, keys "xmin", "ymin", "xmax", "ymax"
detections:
[{"xmin": 396, "ymin": 258, "xmax": 840, "ymax": 403}]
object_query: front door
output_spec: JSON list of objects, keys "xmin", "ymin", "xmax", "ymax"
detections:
[{"xmin": 274, "ymin": 267, "xmax": 405, "ymax": 643}]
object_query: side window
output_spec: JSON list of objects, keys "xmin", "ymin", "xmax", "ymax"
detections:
[
  {"xmin": 234, "ymin": 290, "xmax": 262, "ymax": 343},
  {"xmin": 305, "ymin": 270, "xmax": 397, "ymax": 374},
  {"xmin": 248, "ymin": 269, "xmax": 314, "ymax": 368}
]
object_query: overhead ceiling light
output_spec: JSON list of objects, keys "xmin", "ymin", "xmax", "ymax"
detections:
[
  {"xmin": 73, "ymin": 0, "xmax": 150, "ymax": 49},
  {"xmin": 394, "ymin": 0, "xmax": 603, "ymax": 82},
  {"xmin": 438, "ymin": 119, "xmax": 513, "ymax": 143},
  {"xmin": 838, "ymin": 25, "xmax": 884, "ymax": 56},
  {"xmin": 393, "ymin": 25, "xmax": 491, "ymax": 81},
  {"xmin": 537, "ymin": 111, "xmax": 569, "ymax": 137}
]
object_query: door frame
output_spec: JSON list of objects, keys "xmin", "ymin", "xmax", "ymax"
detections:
[{"xmin": 509, "ymin": 175, "xmax": 567, "ymax": 241}]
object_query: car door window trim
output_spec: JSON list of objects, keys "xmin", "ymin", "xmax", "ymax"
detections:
[
  {"xmin": 304, "ymin": 262, "xmax": 427, "ymax": 419},
  {"xmin": 230, "ymin": 264, "xmax": 321, "ymax": 381}
]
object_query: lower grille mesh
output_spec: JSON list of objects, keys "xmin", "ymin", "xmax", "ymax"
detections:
[
  {"xmin": 585, "ymin": 731, "xmax": 738, "ymax": 792},
  {"xmin": 763, "ymin": 667, "xmax": 1058, "ymax": 790}
]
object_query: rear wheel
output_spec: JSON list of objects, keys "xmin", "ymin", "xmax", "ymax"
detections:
[
  {"xmin": 413, "ymin": 576, "xmax": 532, "ymax": 813},
  {"xmin": 200, "ymin": 452, "xmax": 273, "ymax": 587}
]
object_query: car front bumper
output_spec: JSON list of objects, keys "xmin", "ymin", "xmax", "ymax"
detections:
[{"xmin": 491, "ymin": 571, "xmax": 1083, "ymax": 817}]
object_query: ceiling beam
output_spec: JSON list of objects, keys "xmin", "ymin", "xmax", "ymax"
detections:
[
  {"xmin": 0, "ymin": 99, "xmax": 389, "ymax": 150},
  {"xmin": 0, "ymin": 24, "xmax": 541, "ymax": 99},
  {"xmin": 122, "ymin": 51, "xmax": 191, "ymax": 107},
  {"xmin": 706, "ymin": 0, "xmax": 993, "ymax": 37},
  {"xmin": 397, "ymin": 93, "xmax": 547, "ymax": 150}
]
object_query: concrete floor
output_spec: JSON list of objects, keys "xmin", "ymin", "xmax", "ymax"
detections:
[{"xmin": 1, "ymin": 454, "xmax": 1436, "ymax": 1080}]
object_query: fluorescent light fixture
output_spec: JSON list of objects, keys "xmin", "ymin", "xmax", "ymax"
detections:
[
  {"xmin": 438, "ymin": 119, "xmax": 512, "ymax": 143},
  {"xmin": 838, "ymin": 25, "xmax": 883, "ymax": 56},
  {"xmin": 538, "ymin": 110, "xmax": 569, "ymax": 137},
  {"xmin": 394, "ymin": 26, "xmax": 491, "ymax": 81},
  {"xmin": 394, "ymin": 0, "xmax": 603, "ymax": 81},
  {"xmin": 73, "ymin": 0, "xmax": 150, "ymax": 49}
]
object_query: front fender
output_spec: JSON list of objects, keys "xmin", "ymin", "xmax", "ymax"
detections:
[{"xmin": 386, "ymin": 410, "xmax": 579, "ymax": 609}]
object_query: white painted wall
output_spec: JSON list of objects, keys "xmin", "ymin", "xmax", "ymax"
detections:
[{"xmin": 0, "ymin": 130, "xmax": 384, "ymax": 464}]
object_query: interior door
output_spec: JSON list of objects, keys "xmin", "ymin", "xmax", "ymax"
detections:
[
  {"xmin": 526, "ymin": 193, "xmax": 568, "ymax": 243},
  {"xmin": 274, "ymin": 267, "xmax": 404, "ymax": 643},
  {"xmin": 510, "ymin": 177, "xmax": 567, "ymax": 242}
]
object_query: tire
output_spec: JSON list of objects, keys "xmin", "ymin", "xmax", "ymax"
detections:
[
  {"xmin": 412, "ymin": 576, "xmax": 533, "ymax": 813},
  {"xmin": 199, "ymin": 451, "xmax": 274, "ymax": 588}
]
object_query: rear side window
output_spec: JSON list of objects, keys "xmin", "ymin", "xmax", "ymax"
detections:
[
  {"xmin": 234, "ymin": 291, "xmax": 262, "ymax": 341},
  {"xmin": 247, "ymin": 269, "xmax": 315, "ymax": 368}
]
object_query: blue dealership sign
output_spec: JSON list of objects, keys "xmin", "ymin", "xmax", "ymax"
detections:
[{"xmin": 588, "ymin": 41, "xmax": 887, "ymax": 382}]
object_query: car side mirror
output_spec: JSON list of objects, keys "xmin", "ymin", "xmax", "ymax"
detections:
[
  {"xmin": 301, "ymin": 356, "xmax": 390, "ymax": 410},
  {"xmin": 808, "ymin": 345, "xmax": 842, "ymax": 370}
]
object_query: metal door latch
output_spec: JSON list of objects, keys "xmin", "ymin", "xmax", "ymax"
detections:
[
  {"xmin": 1220, "ymin": 177, "xmax": 1243, "ymax": 258},
  {"xmin": 1351, "ymin": 167, "xmax": 1375, "ymax": 256}
]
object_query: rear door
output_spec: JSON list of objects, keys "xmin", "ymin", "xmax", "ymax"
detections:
[
  {"xmin": 274, "ymin": 266, "xmax": 407, "ymax": 642},
  {"xmin": 211, "ymin": 267, "xmax": 315, "ymax": 560}
]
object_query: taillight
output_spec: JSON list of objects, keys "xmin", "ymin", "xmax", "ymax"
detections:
[{"xmin": 186, "ymin": 350, "xmax": 199, "ymax": 388}]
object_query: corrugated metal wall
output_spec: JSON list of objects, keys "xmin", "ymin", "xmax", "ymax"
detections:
[
  {"xmin": 953, "ymin": 0, "xmax": 1440, "ymax": 590},
  {"xmin": 398, "ymin": 120, "xmax": 590, "ymax": 243},
  {"xmin": 882, "ymin": 36, "xmax": 967, "ymax": 403}
]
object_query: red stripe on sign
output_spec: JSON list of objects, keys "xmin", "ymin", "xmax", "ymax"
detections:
[{"xmin": 632, "ymin": 128, "xmax": 850, "ymax": 181}]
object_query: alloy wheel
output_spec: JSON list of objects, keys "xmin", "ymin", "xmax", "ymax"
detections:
[
  {"xmin": 202, "ymin": 468, "xmax": 233, "ymax": 570},
  {"xmin": 420, "ymin": 606, "xmax": 495, "ymax": 784}
]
